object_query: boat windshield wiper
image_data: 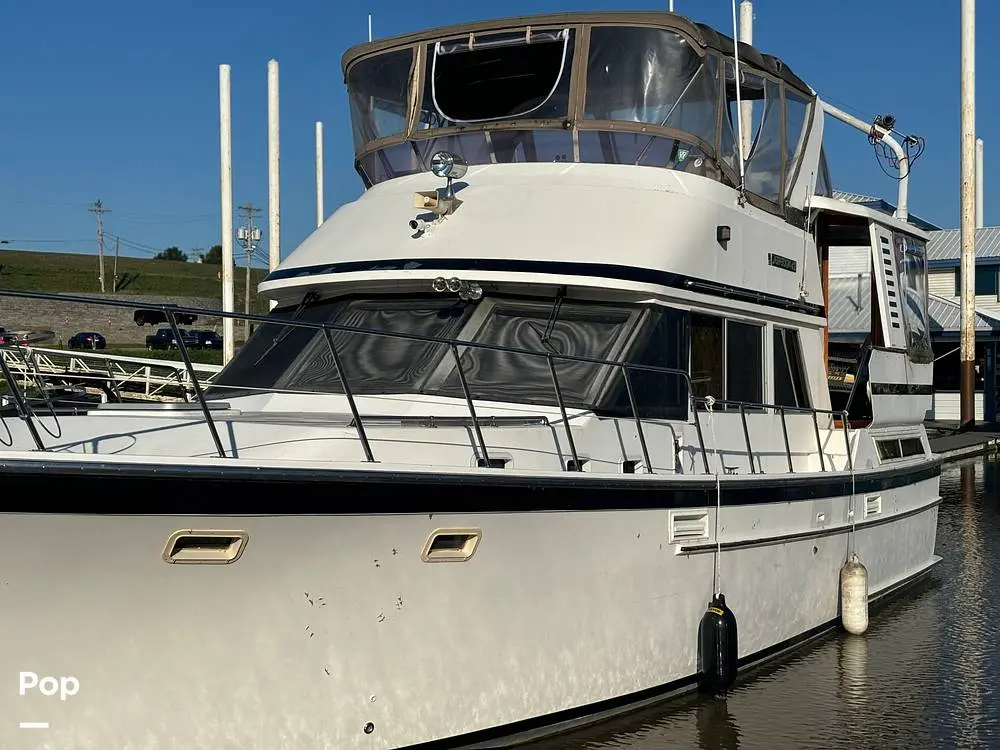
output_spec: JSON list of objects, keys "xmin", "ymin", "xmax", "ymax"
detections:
[
  {"xmin": 527, "ymin": 285, "xmax": 567, "ymax": 355},
  {"xmin": 252, "ymin": 291, "xmax": 320, "ymax": 367}
]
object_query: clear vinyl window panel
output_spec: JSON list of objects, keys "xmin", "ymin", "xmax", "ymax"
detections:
[
  {"xmin": 347, "ymin": 49, "xmax": 413, "ymax": 153},
  {"xmin": 422, "ymin": 28, "xmax": 573, "ymax": 126},
  {"xmin": 783, "ymin": 90, "xmax": 812, "ymax": 196},
  {"xmin": 894, "ymin": 233, "xmax": 933, "ymax": 364}
]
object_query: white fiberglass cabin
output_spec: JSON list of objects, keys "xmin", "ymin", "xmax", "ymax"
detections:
[{"xmin": 0, "ymin": 10, "xmax": 939, "ymax": 750}]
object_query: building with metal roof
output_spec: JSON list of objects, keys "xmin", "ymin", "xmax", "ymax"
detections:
[
  {"xmin": 827, "ymin": 275, "xmax": 1000, "ymax": 341},
  {"xmin": 925, "ymin": 225, "xmax": 1000, "ymax": 264}
]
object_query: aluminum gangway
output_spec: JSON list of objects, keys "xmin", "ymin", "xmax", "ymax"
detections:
[{"xmin": 0, "ymin": 345, "xmax": 222, "ymax": 403}]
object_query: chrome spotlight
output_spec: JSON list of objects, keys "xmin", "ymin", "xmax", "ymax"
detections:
[
  {"xmin": 431, "ymin": 277, "xmax": 448, "ymax": 293},
  {"xmin": 446, "ymin": 277, "xmax": 462, "ymax": 293},
  {"xmin": 430, "ymin": 151, "xmax": 468, "ymax": 180}
]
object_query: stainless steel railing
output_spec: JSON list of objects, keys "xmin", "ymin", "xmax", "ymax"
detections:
[{"xmin": 0, "ymin": 288, "xmax": 851, "ymax": 474}]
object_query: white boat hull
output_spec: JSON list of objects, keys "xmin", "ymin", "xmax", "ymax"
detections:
[{"xmin": 0, "ymin": 460, "xmax": 939, "ymax": 749}]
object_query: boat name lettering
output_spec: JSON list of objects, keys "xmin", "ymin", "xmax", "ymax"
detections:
[{"xmin": 767, "ymin": 253, "xmax": 798, "ymax": 273}]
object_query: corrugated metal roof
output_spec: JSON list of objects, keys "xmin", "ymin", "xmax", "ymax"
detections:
[
  {"xmin": 827, "ymin": 274, "xmax": 1000, "ymax": 335},
  {"xmin": 829, "ymin": 191, "xmax": 942, "ymax": 232},
  {"xmin": 833, "ymin": 191, "xmax": 880, "ymax": 204},
  {"xmin": 926, "ymin": 226, "xmax": 1000, "ymax": 262}
]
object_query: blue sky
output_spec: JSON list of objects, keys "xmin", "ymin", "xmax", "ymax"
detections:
[{"xmin": 1, "ymin": 0, "xmax": 994, "ymax": 264}]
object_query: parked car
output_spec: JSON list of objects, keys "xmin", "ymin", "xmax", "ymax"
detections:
[
  {"xmin": 0, "ymin": 332, "xmax": 18, "ymax": 346},
  {"xmin": 68, "ymin": 332, "xmax": 107, "ymax": 350},
  {"xmin": 145, "ymin": 328, "xmax": 197, "ymax": 351},
  {"xmin": 134, "ymin": 307, "xmax": 198, "ymax": 327},
  {"xmin": 190, "ymin": 330, "xmax": 223, "ymax": 350}
]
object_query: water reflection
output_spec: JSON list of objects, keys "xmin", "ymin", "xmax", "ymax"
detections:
[{"xmin": 531, "ymin": 457, "xmax": 999, "ymax": 750}]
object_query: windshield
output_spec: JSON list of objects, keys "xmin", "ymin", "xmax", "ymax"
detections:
[
  {"xmin": 347, "ymin": 48, "xmax": 413, "ymax": 152},
  {"xmin": 208, "ymin": 294, "xmax": 690, "ymax": 420}
]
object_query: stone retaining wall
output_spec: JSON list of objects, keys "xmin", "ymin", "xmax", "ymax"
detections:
[{"xmin": 0, "ymin": 294, "xmax": 222, "ymax": 347}]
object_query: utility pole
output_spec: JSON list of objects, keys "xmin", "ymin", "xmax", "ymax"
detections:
[
  {"xmin": 89, "ymin": 199, "xmax": 110, "ymax": 293},
  {"xmin": 237, "ymin": 203, "xmax": 262, "ymax": 341},
  {"xmin": 960, "ymin": 0, "xmax": 976, "ymax": 428},
  {"xmin": 113, "ymin": 236, "xmax": 120, "ymax": 292}
]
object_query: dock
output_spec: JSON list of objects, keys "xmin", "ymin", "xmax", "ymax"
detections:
[{"xmin": 927, "ymin": 421, "xmax": 1000, "ymax": 462}]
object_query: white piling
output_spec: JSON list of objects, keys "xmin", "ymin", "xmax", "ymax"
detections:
[
  {"xmin": 976, "ymin": 137, "xmax": 984, "ymax": 228},
  {"xmin": 316, "ymin": 121, "xmax": 325, "ymax": 228},
  {"xmin": 739, "ymin": 1, "xmax": 754, "ymax": 159},
  {"xmin": 267, "ymin": 59, "xmax": 281, "ymax": 312},
  {"xmin": 219, "ymin": 64, "xmax": 235, "ymax": 366},
  {"xmin": 960, "ymin": 0, "xmax": 977, "ymax": 426}
]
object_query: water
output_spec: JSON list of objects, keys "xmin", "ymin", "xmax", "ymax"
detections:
[{"xmin": 532, "ymin": 456, "xmax": 1000, "ymax": 750}]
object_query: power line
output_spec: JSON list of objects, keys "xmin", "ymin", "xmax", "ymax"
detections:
[{"xmin": 88, "ymin": 199, "xmax": 111, "ymax": 293}]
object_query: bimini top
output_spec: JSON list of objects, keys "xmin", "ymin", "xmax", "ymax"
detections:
[{"xmin": 339, "ymin": 10, "xmax": 825, "ymax": 220}]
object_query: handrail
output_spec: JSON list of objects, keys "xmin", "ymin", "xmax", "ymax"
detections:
[
  {"xmin": 0, "ymin": 288, "xmax": 852, "ymax": 475},
  {"xmin": 165, "ymin": 310, "xmax": 226, "ymax": 458},
  {"xmin": 692, "ymin": 396, "xmax": 851, "ymax": 474}
]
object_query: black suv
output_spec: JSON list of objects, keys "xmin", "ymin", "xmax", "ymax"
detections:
[
  {"xmin": 68, "ymin": 332, "xmax": 107, "ymax": 350},
  {"xmin": 134, "ymin": 307, "xmax": 198, "ymax": 326}
]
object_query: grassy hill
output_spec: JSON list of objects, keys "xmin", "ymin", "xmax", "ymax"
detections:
[
  {"xmin": 0, "ymin": 249, "xmax": 268, "ymax": 304},
  {"xmin": 0, "ymin": 250, "xmax": 273, "ymax": 362}
]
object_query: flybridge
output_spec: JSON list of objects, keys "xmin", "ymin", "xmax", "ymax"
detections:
[{"xmin": 339, "ymin": 10, "xmax": 823, "ymax": 224}]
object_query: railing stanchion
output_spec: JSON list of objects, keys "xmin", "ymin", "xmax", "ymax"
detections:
[
  {"xmin": 841, "ymin": 411, "xmax": 854, "ymax": 472},
  {"xmin": 692, "ymin": 399, "xmax": 710, "ymax": 474},
  {"xmin": 620, "ymin": 364, "xmax": 652, "ymax": 473},
  {"xmin": 547, "ymin": 355, "xmax": 580, "ymax": 471},
  {"xmin": 166, "ymin": 311, "xmax": 226, "ymax": 458},
  {"xmin": 738, "ymin": 403, "xmax": 756, "ymax": 474},
  {"xmin": 324, "ymin": 328, "xmax": 375, "ymax": 462},
  {"xmin": 449, "ymin": 343, "xmax": 490, "ymax": 465},
  {"xmin": 779, "ymin": 406, "xmax": 793, "ymax": 473},
  {"xmin": 812, "ymin": 410, "xmax": 826, "ymax": 472},
  {"xmin": 0, "ymin": 349, "xmax": 45, "ymax": 451}
]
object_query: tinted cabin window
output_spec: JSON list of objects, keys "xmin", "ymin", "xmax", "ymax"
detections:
[
  {"xmin": 773, "ymin": 327, "xmax": 811, "ymax": 408},
  {"xmin": 278, "ymin": 298, "xmax": 472, "ymax": 394},
  {"xmin": 209, "ymin": 294, "xmax": 647, "ymax": 415},
  {"xmin": 436, "ymin": 298, "xmax": 635, "ymax": 408},
  {"xmin": 691, "ymin": 314, "xmax": 724, "ymax": 401},
  {"xmin": 426, "ymin": 29, "xmax": 572, "ymax": 125},
  {"xmin": 726, "ymin": 321, "xmax": 764, "ymax": 405},
  {"xmin": 600, "ymin": 306, "xmax": 690, "ymax": 420}
]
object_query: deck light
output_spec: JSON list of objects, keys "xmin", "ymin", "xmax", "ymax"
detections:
[{"xmin": 430, "ymin": 152, "xmax": 468, "ymax": 180}]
